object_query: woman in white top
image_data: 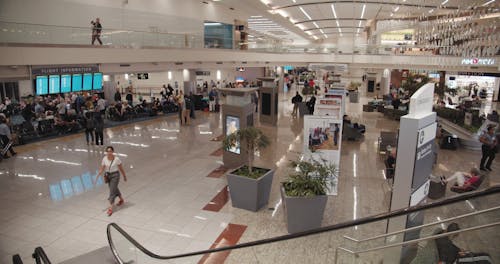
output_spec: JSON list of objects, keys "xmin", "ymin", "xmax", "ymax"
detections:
[{"xmin": 96, "ymin": 146, "xmax": 127, "ymax": 216}]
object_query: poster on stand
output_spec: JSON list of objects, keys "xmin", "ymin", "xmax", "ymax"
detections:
[
  {"xmin": 303, "ymin": 116, "xmax": 342, "ymax": 195},
  {"xmin": 315, "ymin": 98, "xmax": 342, "ymax": 119}
]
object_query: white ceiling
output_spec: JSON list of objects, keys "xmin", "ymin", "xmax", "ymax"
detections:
[{"xmin": 220, "ymin": 0, "xmax": 499, "ymax": 40}]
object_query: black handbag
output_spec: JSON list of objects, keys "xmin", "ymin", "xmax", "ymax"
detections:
[{"xmin": 104, "ymin": 158, "xmax": 115, "ymax": 183}]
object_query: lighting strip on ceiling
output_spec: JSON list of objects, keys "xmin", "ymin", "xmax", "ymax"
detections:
[
  {"xmin": 298, "ymin": 6, "xmax": 318, "ymax": 39},
  {"xmin": 441, "ymin": 0, "xmax": 449, "ymax": 5},
  {"xmin": 331, "ymin": 4, "xmax": 343, "ymax": 36},
  {"xmin": 357, "ymin": 4, "xmax": 366, "ymax": 34}
]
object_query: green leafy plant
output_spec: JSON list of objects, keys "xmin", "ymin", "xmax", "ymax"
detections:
[
  {"xmin": 283, "ymin": 158, "xmax": 338, "ymax": 197},
  {"xmin": 223, "ymin": 127, "xmax": 270, "ymax": 178},
  {"xmin": 349, "ymin": 82, "xmax": 361, "ymax": 91},
  {"xmin": 401, "ymin": 74, "xmax": 430, "ymax": 96}
]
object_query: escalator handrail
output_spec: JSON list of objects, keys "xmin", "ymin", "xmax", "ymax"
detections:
[
  {"xmin": 33, "ymin": 247, "xmax": 51, "ymax": 264},
  {"xmin": 107, "ymin": 186, "xmax": 500, "ymax": 261}
]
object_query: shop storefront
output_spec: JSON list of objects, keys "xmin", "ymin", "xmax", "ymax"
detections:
[{"xmin": 445, "ymin": 72, "xmax": 500, "ymax": 102}]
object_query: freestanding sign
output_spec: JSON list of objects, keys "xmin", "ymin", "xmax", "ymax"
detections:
[
  {"xmin": 384, "ymin": 83, "xmax": 437, "ymax": 263},
  {"xmin": 302, "ymin": 88, "xmax": 345, "ymax": 195}
]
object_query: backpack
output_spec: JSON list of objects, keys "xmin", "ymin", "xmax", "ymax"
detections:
[{"xmin": 86, "ymin": 117, "xmax": 94, "ymax": 129}]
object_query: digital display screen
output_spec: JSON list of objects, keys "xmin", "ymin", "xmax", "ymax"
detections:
[
  {"xmin": 72, "ymin": 74, "xmax": 82, "ymax": 92},
  {"xmin": 83, "ymin": 73, "xmax": 93, "ymax": 91},
  {"xmin": 49, "ymin": 75, "xmax": 60, "ymax": 94},
  {"xmin": 36, "ymin": 76, "xmax": 48, "ymax": 95},
  {"xmin": 93, "ymin": 73, "xmax": 103, "ymax": 90},
  {"xmin": 225, "ymin": 115, "xmax": 240, "ymax": 154},
  {"xmin": 61, "ymin": 74, "xmax": 71, "ymax": 93}
]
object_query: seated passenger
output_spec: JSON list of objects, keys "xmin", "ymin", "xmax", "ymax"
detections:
[
  {"xmin": 442, "ymin": 168, "xmax": 481, "ymax": 190},
  {"xmin": 436, "ymin": 223, "xmax": 492, "ymax": 264},
  {"xmin": 343, "ymin": 115, "xmax": 366, "ymax": 134}
]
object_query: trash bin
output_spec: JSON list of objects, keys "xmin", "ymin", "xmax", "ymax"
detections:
[{"xmin": 349, "ymin": 91, "xmax": 359, "ymax": 103}]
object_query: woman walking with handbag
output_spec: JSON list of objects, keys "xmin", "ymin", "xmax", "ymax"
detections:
[{"xmin": 96, "ymin": 146, "xmax": 127, "ymax": 216}]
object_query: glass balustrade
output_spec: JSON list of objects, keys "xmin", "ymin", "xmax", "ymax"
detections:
[
  {"xmin": 1, "ymin": 21, "xmax": 487, "ymax": 57},
  {"xmin": 107, "ymin": 188, "xmax": 500, "ymax": 264}
]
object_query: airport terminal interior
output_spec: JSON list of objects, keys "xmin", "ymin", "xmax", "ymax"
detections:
[{"xmin": 0, "ymin": 0, "xmax": 499, "ymax": 263}]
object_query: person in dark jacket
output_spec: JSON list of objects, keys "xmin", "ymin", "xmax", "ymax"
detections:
[
  {"xmin": 114, "ymin": 88, "xmax": 121, "ymax": 103},
  {"xmin": 94, "ymin": 113, "xmax": 104, "ymax": 145},
  {"xmin": 307, "ymin": 94, "xmax": 316, "ymax": 115},
  {"xmin": 291, "ymin": 91, "xmax": 303, "ymax": 117}
]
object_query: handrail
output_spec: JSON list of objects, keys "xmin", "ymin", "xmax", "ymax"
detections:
[
  {"xmin": 343, "ymin": 205, "xmax": 500, "ymax": 243},
  {"xmin": 107, "ymin": 186, "xmax": 500, "ymax": 262},
  {"xmin": 335, "ymin": 221, "xmax": 500, "ymax": 263},
  {"xmin": 32, "ymin": 247, "xmax": 51, "ymax": 264},
  {"xmin": 12, "ymin": 254, "xmax": 23, "ymax": 264},
  {"xmin": 0, "ymin": 20, "xmax": 199, "ymax": 37}
]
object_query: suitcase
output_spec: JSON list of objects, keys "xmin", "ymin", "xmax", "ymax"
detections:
[
  {"xmin": 215, "ymin": 104, "xmax": 220, "ymax": 112},
  {"xmin": 0, "ymin": 140, "xmax": 13, "ymax": 161}
]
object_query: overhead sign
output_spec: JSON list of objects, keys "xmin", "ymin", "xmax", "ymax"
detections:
[
  {"xmin": 32, "ymin": 65, "xmax": 99, "ymax": 75},
  {"xmin": 409, "ymin": 83, "xmax": 434, "ymax": 115},
  {"xmin": 461, "ymin": 58, "xmax": 495, "ymax": 65}
]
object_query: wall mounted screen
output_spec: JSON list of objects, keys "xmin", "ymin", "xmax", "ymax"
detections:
[
  {"xmin": 93, "ymin": 73, "xmax": 103, "ymax": 90},
  {"xmin": 61, "ymin": 74, "xmax": 71, "ymax": 93},
  {"xmin": 83, "ymin": 73, "xmax": 93, "ymax": 91},
  {"xmin": 72, "ymin": 74, "xmax": 82, "ymax": 92},
  {"xmin": 49, "ymin": 75, "xmax": 60, "ymax": 94},
  {"xmin": 36, "ymin": 76, "xmax": 48, "ymax": 95}
]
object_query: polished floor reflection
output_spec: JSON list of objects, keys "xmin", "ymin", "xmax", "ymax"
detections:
[{"xmin": 0, "ymin": 90, "xmax": 498, "ymax": 264}]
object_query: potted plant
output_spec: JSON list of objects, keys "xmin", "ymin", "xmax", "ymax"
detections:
[
  {"xmin": 281, "ymin": 158, "xmax": 338, "ymax": 233},
  {"xmin": 223, "ymin": 127, "xmax": 273, "ymax": 212}
]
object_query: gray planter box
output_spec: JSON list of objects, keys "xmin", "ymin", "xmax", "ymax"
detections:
[
  {"xmin": 280, "ymin": 186, "xmax": 327, "ymax": 233},
  {"xmin": 349, "ymin": 91, "xmax": 359, "ymax": 103},
  {"xmin": 227, "ymin": 167, "xmax": 274, "ymax": 212}
]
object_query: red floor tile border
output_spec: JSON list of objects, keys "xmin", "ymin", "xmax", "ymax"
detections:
[
  {"xmin": 202, "ymin": 185, "xmax": 229, "ymax": 212},
  {"xmin": 210, "ymin": 148, "xmax": 223, "ymax": 156},
  {"xmin": 207, "ymin": 166, "xmax": 229, "ymax": 178},
  {"xmin": 197, "ymin": 223, "xmax": 247, "ymax": 264},
  {"xmin": 210, "ymin": 134, "xmax": 224, "ymax": 142}
]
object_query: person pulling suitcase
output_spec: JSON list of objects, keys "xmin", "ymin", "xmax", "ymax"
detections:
[{"xmin": 0, "ymin": 116, "xmax": 17, "ymax": 159}]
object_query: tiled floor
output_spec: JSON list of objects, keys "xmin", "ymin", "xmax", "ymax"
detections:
[{"xmin": 0, "ymin": 90, "xmax": 499, "ymax": 264}]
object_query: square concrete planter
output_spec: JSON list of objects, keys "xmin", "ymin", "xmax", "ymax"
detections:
[
  {"xmin": 280, "ymin": 185, "xmax": 328, "ymax": 234},
  {"xmin": 227, "ymin": 166, "xmax": 274, "ymax": 212}
]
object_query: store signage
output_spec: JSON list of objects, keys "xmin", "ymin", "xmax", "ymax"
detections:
[
  {"xmin": 417, "ymin": 123, "xmax": 437, "ymax": 148},
  {"xmin": 413, "ymin": 123, "xmax": 436, "ymax": 189},
  {"xmin": 410, "ymin": 180, "xmax": 429, "ymax": 207},
  {"xmin": 456, "ymin": 72, "xmax": 500, "ymax": 77},
  {"xmin": 32, "ymin": 65, "xmax": 99, "ymax": 75},
  {"xmin": 461, "ymin": 58, "xmax": 495, "ymax": 65},
  {"xmin": 409, "ymin": 83, "xmax": 434, "ymax": 115}
]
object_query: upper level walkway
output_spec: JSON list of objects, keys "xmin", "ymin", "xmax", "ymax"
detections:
[{"xmin": 0, "ymin": 21, "xmax": 499, "ymax": 72}]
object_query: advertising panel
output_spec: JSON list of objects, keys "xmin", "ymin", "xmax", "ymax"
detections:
[
  {"xmin": 304, "ymin": 116, "xmax": 342, "ymax": 195},
  {"xmin": 226, "ymin": 115, "xmax": 240, "ymax": 154}
]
